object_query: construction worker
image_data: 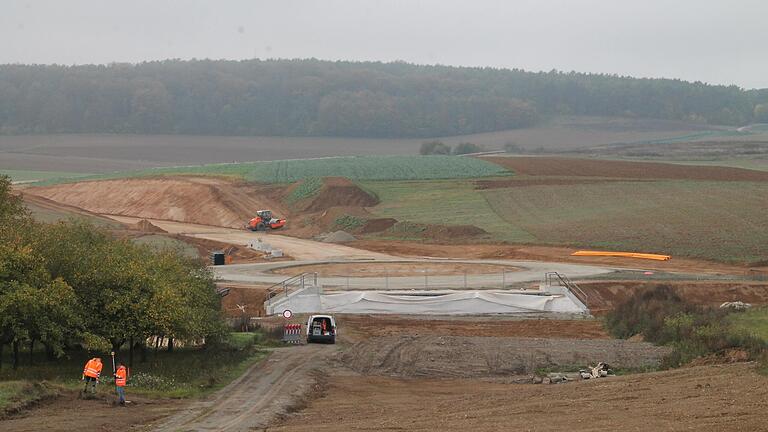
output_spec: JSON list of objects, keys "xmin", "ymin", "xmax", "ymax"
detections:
[
  {"xmin": 82, "ymin": 357, "xmax": 103, "ymax": 396},
  {"xmin": 114, "ymin": 362, "xmax": 128, "ymax": 406}
]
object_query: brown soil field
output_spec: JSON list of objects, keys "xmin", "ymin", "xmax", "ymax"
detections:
[
  {"xmin": 270, "ymin": 262, "xmax": 518, "ymax": 277},
  {"xmin": 0, "ymin": 118, "xmax": 715, "ymax": 172},
  {"xmin": 482, "ymin": 156, "xmax": 768, "ymax": 181},
  {"xmin": 268, "ymin": 363, "xmax": 768, "ymax": 432},
  {"xmin": 475, "ymin": 177, "xmax": 645, "ymax": 189},
  {"xmin": 25, "ymin": 176, "xmax": 288, "ymax": 229},
  {"xmin": 581, "ymin": 280, "xmax": 768, "ymax": 315},
  {"xmin": 338, "ymin": 315, "xmax": 609, "ymax": 341},
  {"xmin": 341, "ymin": 335, "xmax": 670, "ymax": 378},
  {"xmin": 350, "ymin": 240, "xmax": 761, "ymax": 275},
  {"xmin": 1, "ymin": 392, "xmax": 179, "ymax": 432},
  {"xmin": 220, "ymin": 284, "xmax": 269, "ymax": 318}
]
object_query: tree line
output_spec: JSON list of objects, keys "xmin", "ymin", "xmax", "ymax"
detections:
[
  {"xmin": 1, "ymin": 59, "xmax": 766, "ymax": 138},
  {"xmin": 0, "ymin": 176, "xmax": 226, "ymax": 369}
]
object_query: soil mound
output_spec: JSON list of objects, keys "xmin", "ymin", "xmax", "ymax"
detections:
[
  {"xmin": 320, "ymin": 230, "xmax": 357, "ymax": 243},
  {"xmin": 360, "ymin": 218, "xmax": 398, "ymax": 233},
  {"xmin": 386, "ymin": 222, "xmax": 487, "ymax": 241},
  {"xmin": 303, "ymin": 177, "xmax": 378, "ymax": 212},
  {"xmin": 133, "ymin": 219, "xmax": 167, "ymax": 233},
  {"xmin": 25, "ymin": 177, "xmax": 288, "ymax": 229}
]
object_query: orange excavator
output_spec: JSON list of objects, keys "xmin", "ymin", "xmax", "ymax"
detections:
[{"xmin": 246, "ymin": 210, "xmax": 286, "ymax": 231}]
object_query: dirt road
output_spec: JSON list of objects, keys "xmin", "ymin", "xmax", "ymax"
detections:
[
  {"xmin": 107, "ymin": 216, "xmax": 394, "ymax": 260},
  {"xmin": 149, "ymin": 344, "xmax": 333, "ymax": 432}
]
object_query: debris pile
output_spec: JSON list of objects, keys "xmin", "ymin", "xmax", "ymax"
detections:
[
  {"xmin": 579, "ymin": 362, "xmax": 614, "ymax": 380},
  {"xmin": 720, "ymin": 301, "xmax": 752, "ymax": 311},
  {"xmin": 317, "ymin": 230, "xmax": 357, "ymax": 243}
]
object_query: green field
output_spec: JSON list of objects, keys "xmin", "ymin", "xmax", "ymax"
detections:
[
  {"xmin": 363, "ymin": 178, "xmax": 768, "ymax": 263},
  {"xmin": 0, "ymin": 169, "xmax": 91, "ymax": 182},
  {"xmin": 35, "ymin": 156, "xmax": 509, "ymax": 185},
  {"xmin": 361, "ymin": 179, "xmax": 533, "ymax": 242},
  {"xmin": 482, "ymin": 180, "xmax": 768, "ymax": 263},
  {"xmin": 730, "ymin": 308, "xmax": 768, "ymax": 341}
]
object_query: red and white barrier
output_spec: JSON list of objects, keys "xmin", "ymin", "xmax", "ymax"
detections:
[{"xmin": 282, "ymin": 323, "xmax": 302, "ymax": 344}]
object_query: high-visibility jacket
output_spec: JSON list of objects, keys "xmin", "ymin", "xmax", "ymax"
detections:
[
  {"xmin": 115, "ymin": 366, "xmax": 128, "ymax": 387},
  {"xmin": 83, "ymin": 358, "xmax": 103, "ymax": 378}
]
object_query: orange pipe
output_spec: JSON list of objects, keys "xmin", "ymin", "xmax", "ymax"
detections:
[{"xmin": 571, "ymin": 250, "xmax": 671, "ymax": 261}]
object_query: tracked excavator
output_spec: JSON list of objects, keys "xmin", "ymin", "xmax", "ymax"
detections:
[{"xmin": 246, "ymin": 210, "xmax": 286, "ymax": 231}]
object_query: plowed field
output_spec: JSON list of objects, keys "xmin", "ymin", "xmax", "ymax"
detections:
[{"xmin": 483, "ymin": 156, "xmax": 768, "ymax": 181}]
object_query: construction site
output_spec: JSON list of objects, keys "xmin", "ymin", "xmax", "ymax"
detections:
[{"xmin": 0, "ymin": 157, "xmax": 765, "ymax": 432}]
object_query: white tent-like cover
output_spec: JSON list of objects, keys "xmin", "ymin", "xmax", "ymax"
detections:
[{"xmin": 267, "ymin": 286, "xmax": 588, "ymax": 316}]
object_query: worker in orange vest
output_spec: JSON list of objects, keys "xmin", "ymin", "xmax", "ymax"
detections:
[
  {"xmin": 114, "ymin": 361, "xmax": 129, "ymax": 406},
  {"xmin": 82, "ymin": 357, "xmax": 103, "ymax": 396}
]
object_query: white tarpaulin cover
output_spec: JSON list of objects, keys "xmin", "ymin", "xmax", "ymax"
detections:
[{"xmin": 268, "ymin": 289, "xmax": 587, "ymax": 315}]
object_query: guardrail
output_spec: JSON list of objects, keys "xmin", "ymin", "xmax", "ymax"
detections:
[
  {"xmin": 266, "ymin": 272, "xmax": 318, "ymax": 306},
  {"xmin": 544, "ymin": 271, "xmax": 588, "ymax": 307}
]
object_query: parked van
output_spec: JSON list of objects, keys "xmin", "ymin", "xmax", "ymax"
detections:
[{"xmin": 306, "ymin": 315, "xmax": 336, "ymax": 344}]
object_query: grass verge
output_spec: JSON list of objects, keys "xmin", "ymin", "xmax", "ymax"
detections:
[
  {"xmin": 0, "ymin": 331, "xmax": 277, "ymax": 400},
  {"xmin": 0, "ymin": 381, "xmax": 61, "ymax": 418}
]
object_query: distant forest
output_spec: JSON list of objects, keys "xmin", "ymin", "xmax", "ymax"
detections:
[{"xmin": 1, "ymin": 59, "xmax": 767, "ymax": 138}]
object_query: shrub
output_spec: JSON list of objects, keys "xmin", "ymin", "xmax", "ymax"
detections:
[
  {"xmin": 419, "ymin": 141, "xmax": 451, "ymax": 155},
  {"xmin": 452, "ymin": 142, "xmax": 483, "ymax": 155},
  {"xmin": 606, "ymin": 286, "xmax": 768, "ymax": 368},
  {"xmin": 333, "ymin": 215, "xmax": 366, "ymax": 231}
]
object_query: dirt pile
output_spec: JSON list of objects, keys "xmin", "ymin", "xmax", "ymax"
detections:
[
  {"xmin": 319, "ymin": 230, "xmax": 357, "ymax": 243},
  {"xmin": 26, "ymin": 176, "xmax": 288, "ymax": 229},
  {"xmin": 132, "ymin": 219, "xmax": 167, "ymax": 233},
  {"xmin": 340, "ymin": 335, "xmax": 670, "ymax": 378},
  {"xmin": 359, "ymin": 218, "xmax": 397, "ymax": 233},
  {"xmin": 483, "ymin": 156, "xmax": 768, "ymax": 181},
  {"xmin": 302, "ymin": 177, "xmax": 378, "ymax": 212},
  {"xmin": 383, "ymin": 222, "xmax": 488, "ymax": 242},
  {"xmin": 220, "ymin": 284, "xmax": 269, "ymax": 318}
]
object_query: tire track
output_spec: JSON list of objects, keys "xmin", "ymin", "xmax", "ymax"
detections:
[{"xmin": 152, "ymin": 344, "xmax": 332, "ymax": 432}]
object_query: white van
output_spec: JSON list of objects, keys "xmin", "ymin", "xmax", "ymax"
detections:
[{"xmin": 306, "ymin": 315, "xmax": 337, "ymax": 344}]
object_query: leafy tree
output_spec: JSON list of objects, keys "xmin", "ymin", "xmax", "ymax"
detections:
[
  {"xmin": 754, "ymin": 104, "xmax": 768, "ymax": 123},
  {"xmin": 1, "ymin": 59, "xmax": 762, "ymax": 137},
  {"xmin": 419, "ymin": 141, "xmax": 451, "ymax": 155}
]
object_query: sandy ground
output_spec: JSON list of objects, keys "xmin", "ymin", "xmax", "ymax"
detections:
[
  {"xmin": 267, "ymin": 363, "xmax": 768, "ymax": 432},
  {"xmin": 106, "ymin": 216, "xmax": 394, "ymax": 260},
  {"xmin": 213, "ymin": 259, "xmax": 615, "ymax": 289},
  {"xmin": 26, "ymin": 177, "xmax": 288, "ymax": 229},
  {"xmin": 270, "ymin": 261, "xmax": 519, "ymax": 277},
  {"xmin": 350, "ymin": 240, "xmax": 763, "ymax": 276}
]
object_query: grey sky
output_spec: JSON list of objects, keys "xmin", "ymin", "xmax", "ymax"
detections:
[{"xmin": 2, "ymin": 0, "xmax": 766, "ymax": 88}]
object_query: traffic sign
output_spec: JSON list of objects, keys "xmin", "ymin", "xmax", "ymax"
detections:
[{"xmin": 282, "ymin": 309, "xmax": 293, "ymax": 319}]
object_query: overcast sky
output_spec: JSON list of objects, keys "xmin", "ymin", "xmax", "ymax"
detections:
[{"xmin": 2, "ymin": 0, "xmax": 766, "ymax": 88}]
